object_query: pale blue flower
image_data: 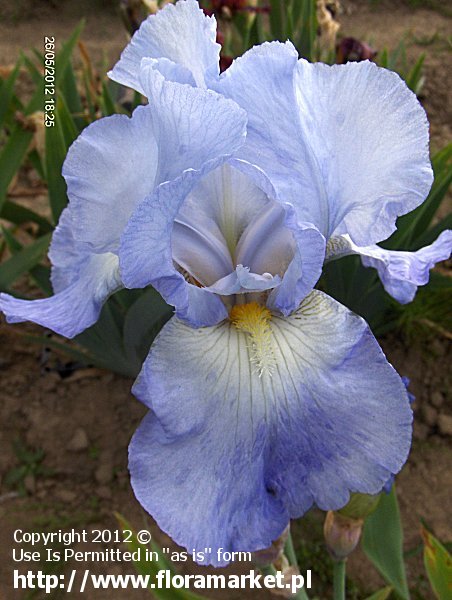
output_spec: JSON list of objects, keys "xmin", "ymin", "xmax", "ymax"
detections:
[
  {"xmin": 0, "ymin": 71, "xmax": 247, "ymax": 336},
  {"xmin": 0, "ymin": 0, "xmax": 449, "ymax": 567},
  {"xmin": 113, "ymin": 0, "xmax": 450, "ymax": 304}
]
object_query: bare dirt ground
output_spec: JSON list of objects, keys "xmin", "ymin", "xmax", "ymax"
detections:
[{"xmin": 0, "ymin": 1, "xmax": 451, "ymax": 599}]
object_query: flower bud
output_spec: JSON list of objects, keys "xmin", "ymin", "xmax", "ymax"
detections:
[{"xmin": 323, "ymin": 511, "xmax": 363, "ymax": 561}]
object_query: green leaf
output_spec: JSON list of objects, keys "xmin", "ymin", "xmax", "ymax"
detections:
[
  {"xmin": 59, "ymin": 62, "xmax": 85, "ymax": 131},
  {"xmin": 74, "ymin": 302, "xmax": 137, "ymax": 377},
  {"xmin": 56, "ymin": 92, "xmax": 78, "ymax": 148},
  {"xmin": 0, "ymin": 57, "xmax": 22, "ymax": 126},
  {"xmin": 362, "ymin": 487, "xmax": 410, "ymax": 600},
  {"xmin": 415, "ymin": 214, "xmax": 452, "ymax": 248},
  {"xmin": 45, "ymin": 99, "xmax": 70, "ymax": 223},
  {"xmin": 364, "ymin": 587, "xmax": 393, "ymax": 600},
  {"xmin": 55, "ymin": 20, "xmax": 85, "ymax": 88},
  {"xmin": 422, "ymin": 527, "xmax": 452, "ymax": 600},
  {"xmin": 432, "ymin": 143, "xmax": 452, "ymax": 173},
  {"xmin": 1, "ymin": 225, "xmax": 22, "ymax": 252},
  {"xmin": 115, "ymin": 514, "xmax": 204, "ymax": 600},
  {"xmin": 0, "ymin": 125, "xmax": 34, "ymax": 212},
  {"xmin": 386, "ymin": 144, "xmax": 452, "ymax": 250},
  {"xmin": 0, "ymin": 233, "xmax": 51, "ymax": 290},
  {"xmin": 122, "ymin": 287, "xmax": 173, "ymax": 367},
  {"xmin": 405, "ymin": 53, "xmax": 425, "ymax": 95},
  {"xmin": 22, "ymin": 53, "xmax": 43, "ymax": 86},
  {"xmin": 101, "ymin": 81, "xmax": 117, "ymax": 117},
  {"xmin": 28, "ymin": 148, "xmax": 46, "ymax": 180},
  {"xmin": 269, "ymin": 0, "xmax": 286, "ymax": 41},
  {"xmin": 0, "ymin": 200, "xmax": 53, "ymax": 234},
  {"xmin": 293, "ymin": 0, "xmax": 317, "ymax": 61},
  {"xmin": 1, "ymin": 226, "xmax": 52, "ymax": 294}
]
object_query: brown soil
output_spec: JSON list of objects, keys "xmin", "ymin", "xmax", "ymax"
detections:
[{"xmin": 0, "ymin": 1, "xmax": 451, "ymax": 599}]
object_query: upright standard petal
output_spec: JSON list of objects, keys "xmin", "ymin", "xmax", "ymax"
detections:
[
  {"xmin": 0, "ymin": 208, "xmax": 121, "ymax": 338},
  {"xmin": 120, "ymin": 161, "xmax": 232, "ymax": 328},
  {"xmin": 326, "ymin": 230, "xmax": 452, "ymax": 303},
  {"xmin": 109, "ymin": 0, "xmax": 220, "ymax": 93},
  {"xmin": 64, "ymin": 71, "xmax": 246, "ymax": 255},
  {"xmin": 63, "ymin": 107, "xmax": 159, "ymax": 253},
  {"xmin": 215, "ymin": 44, "xmax": 433, "ymax": 245},
  {"xmin": 129, "ymin": 291, "xmax": 412, "ymax": 565}
]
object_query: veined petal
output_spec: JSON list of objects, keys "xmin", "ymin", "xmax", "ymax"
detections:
[
  {"xmin": 139, "ymin": 57, "xmax": 196, "ymax": 86},
  {"xmin": 172, "ymin": 218, "xmax": 233, "ymax": 286},
  {"xmin": 172, "ymin": 161, "xmax": 269, "ymax": 261},
  {"xmin": 64, "ymin": 73, "xmax": 246, "ymax": 255},
  {"xmin": 235, "ymin": 202, "xmax": 295, "ymax": 277},
  {"xmin": 63, "ymin": 106, "xmax": 158, "ymax": 253},
  {"xmin": 326, "ymin": 230, "xmax": 452, "ymax": 303},
  {"xmin": 120, "ymin": 161, "xmax": 230, "ymax": 328},
  {"xmin": 268, "ymin": 209, "xmax": 325, "ymax": 315},
  {"xmin": 108, "ymin": 0, "xmax": 220, "ymax": 93},
  {"xmin": 129, "ymin": 290, "xmax": 412, "ymax": 565},
  {"xmin": 215, "ymin": 44, "xmax": 433, "ymax": 245},
  {"xmin": 139, "ymin": 67, "xmax": 247, "ymax": 185}
]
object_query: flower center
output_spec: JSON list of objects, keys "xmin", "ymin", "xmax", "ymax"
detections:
[{"xmin": 230, "ymin": 302, "xmax": 276, "ymax": 377}]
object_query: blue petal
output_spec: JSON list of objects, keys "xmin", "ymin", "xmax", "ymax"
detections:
[
  {"xmin": 129, "ymin": 290, "xmax": 412, "ymax": 564},
  {"xmin": 120, "ymin": 162, "xmax": 230, "ymax": 328},
  {"xmin": 139, "ymin": 68, "xmax": 247, "ymax": 185},
  {"xmin": 0, "ymin": 207, "xmax": 122, "ymax": 338},
  {"xmin": 108, "ymin": 0, "xmax": 220, "ymax": 93},
  {"xmin": 215, "ymin": 44, "xmax": 433, "ymax": 246},
  {"xmin": 235, "ymin": 201, "xmax": 295, "ymax": 277},
  {"xmin": 176, "ymin": 162, "xmax": 271, "ymax": 260},
  {"xmin": 268, "ymin": 208, "xmax": 325, "ymax": 315},
  {"xmin": 63, "ymin": 106, "xmax": 158, "ymax": 253},
  {"xmin": 139, "ymin": 57, "xmax": 196, "ymax": 86},
  {"xmin": 326, "ymin": 230, "xmax": 452, "ymax": 303},
  {"xmin": 172, "ymin": 217, "xmax": 233, "ymax": 287},
  {"xmin": 64, "ymin": 75, "xmax": 246, "ymax": 255}
]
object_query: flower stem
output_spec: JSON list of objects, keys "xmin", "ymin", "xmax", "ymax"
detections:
[
  {"xmin": 333, "ymin": 559, "xmax": 346, "ymax": 600},
  {"xmin": 284, "ymin": 530, "xmax": 310, "ymax": 600},
  {"xmin": 260, "ymin": 564, "xmax": 277, "ymax": 577},
  {"xmin": 284, "ymin": 529, "xmax": 298, "ymax": 567}
]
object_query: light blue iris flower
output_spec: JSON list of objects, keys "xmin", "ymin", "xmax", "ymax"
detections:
[{"xmin": 1, "ymin": 0, "xmax": 451, "ymax": 566}]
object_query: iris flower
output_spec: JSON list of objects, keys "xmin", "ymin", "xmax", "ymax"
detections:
[{"xmin": 1, "ymin": 0, "xmax": 451, "ymax": 566}]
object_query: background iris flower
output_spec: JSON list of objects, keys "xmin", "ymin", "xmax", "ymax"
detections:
[{"xmin": 1, "ymin": 0, "xmax": 450, "ymax": 567}]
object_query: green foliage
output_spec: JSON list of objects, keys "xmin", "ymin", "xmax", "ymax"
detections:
[
  {"xmin": 421, "ymin": 527, "xmax": 452, "ymax": 600},
  {"xmin": 393, "ymin": 273, "xmax": 452, "ymax": 341},
  {"xmin": 363, "ymin": 487, "xmax": 410, "ymax": 600},
  {"xmin": 364, "ymin": 588, "xmax": 394, "ymax": 600}
]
